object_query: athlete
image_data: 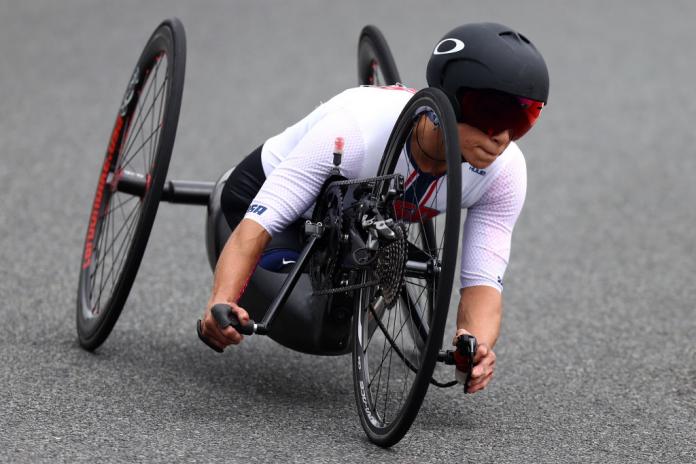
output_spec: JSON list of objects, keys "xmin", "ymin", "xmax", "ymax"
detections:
[{"xmin": 198, "ymin": 22, "xmax": 549, "ymax": 394}]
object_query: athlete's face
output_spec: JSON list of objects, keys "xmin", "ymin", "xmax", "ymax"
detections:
[
  {"xmin": 415, "ymin": 116, "xmax": 511, "ymax": 173},
  {"xmin": 457, "ymin": 123, "xmax": 511, "ymax": 169}
]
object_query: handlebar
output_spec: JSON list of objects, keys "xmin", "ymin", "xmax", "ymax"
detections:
[
  {"xmin": 437, "ymin": 333, "xmax": 477, "ymax": 389},
  {"xmin": 196, "ymin": 303, "xmax": 256, "ymax": 353},
  {"xmin": 454, "ymin": 334, "xmax": 477, "ymax": 388},
  {"xmin": 211, "ymin": 304, "xmax": 256, "ymax": 335}
]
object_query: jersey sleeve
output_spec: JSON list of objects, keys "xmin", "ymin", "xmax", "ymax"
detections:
[
  {"xmin": 243, "ymin": 111, "xmax": 365, "ymax": 236},
  {"xmin": 459, "ymin": 153, "xmax": 527, "ymax": 292}
]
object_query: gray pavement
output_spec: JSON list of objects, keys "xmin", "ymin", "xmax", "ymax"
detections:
[{"xmin": 0, "ymin": 1, "xmax": 694, "ymax": 462}]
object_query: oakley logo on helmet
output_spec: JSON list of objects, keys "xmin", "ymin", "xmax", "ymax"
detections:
[{"xmin": 433, "ymin": 38, "xmax": 465, "ymax": 55}]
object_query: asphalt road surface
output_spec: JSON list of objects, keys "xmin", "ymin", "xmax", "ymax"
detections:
[{"xmin": 1, "ymin": 1, "xmax": 694, "ymax": 462}]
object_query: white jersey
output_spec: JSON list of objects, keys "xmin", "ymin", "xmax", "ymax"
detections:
[{"xmin": 244, "ymin": 86, "xmax": 527, "ymax": 292}]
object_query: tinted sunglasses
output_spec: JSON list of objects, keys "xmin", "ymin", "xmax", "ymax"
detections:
[{"xmin": 458, "ymin": 89, "xmax": 544, "ymax": 140}]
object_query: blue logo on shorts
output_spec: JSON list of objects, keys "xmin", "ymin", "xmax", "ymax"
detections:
[{"xmin": 247, "ymin": 204, "xmax": 267, "ymax": 215}]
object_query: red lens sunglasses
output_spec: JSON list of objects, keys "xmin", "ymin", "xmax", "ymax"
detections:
[{"xmin": 458, "ymin": 89, "xmax": 544, "ymax": 140}]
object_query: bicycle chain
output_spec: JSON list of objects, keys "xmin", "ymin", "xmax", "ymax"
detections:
[
  {"xmin": 322, "ymin": 173, "xmax": 401, "ymax": 189},
  {"xmin": 312, "ymin": 279, "xmax": 380, "ymax": 295}
]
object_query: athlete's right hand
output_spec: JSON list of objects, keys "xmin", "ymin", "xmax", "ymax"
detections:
[{"xmin": 199, "ymin": 301, "xmax": 250, "ymax": 350}]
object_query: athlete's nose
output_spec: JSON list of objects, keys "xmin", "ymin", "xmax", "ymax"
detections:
[
  {"xmin": 490, "ymin": 129, "xmax": 511, "ymax": 146},
  {"xmin": 490, "ymin": 129, "xmax": 511, "ymax": 153}
]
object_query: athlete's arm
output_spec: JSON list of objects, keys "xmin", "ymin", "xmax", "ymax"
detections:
[
  {"xmin": 200, "ymin": 219, "xmax": 271, "ymax": 349},
  {"xmin": 201, "ymin": 112, "xmax": 365, "ymax": 349},
  {"xmin": 454, "ymin": 286, "xmax": 501, "ymax": 393},
  {"xmin": 243, "ymin": 112, "xmax": 365, "ymax": 236},
  {"xmin": 456, "ymin": 148, "xmax": 527, "ymax": 393}
]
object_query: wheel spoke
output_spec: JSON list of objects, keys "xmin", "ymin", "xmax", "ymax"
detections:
[
  {"xmin": 90, "ymin": 200, "xmax": 112, "ymax": 311},
  {"xmin": 119, "ymin": 57, "xmax": 165, "ymax": 162},
  {"xmin": 121, "ymin": 124, "xmax": 162, "ymax": 172},
  {"xmin": 151, "ymin": 75, "xmax": 168, "ymax": 171},
  {"xmin": 367, "ymin": 301, "xmax": 422, "ymax": 385},
  {"xmin": 88, "ymin": 196, "xmax": 112, "ymax": 294},
  {"xmin": 119, "ymin": 70, "xmax": 155, "ymax": 165},
  {"xmin": 95, "ymin": 199, "xmax": 141, "ymax": 285},
  {"xmin": 398, "ymin": 300, "xmax": 414, "ymax": 403},
  {"xmin": 93, "ymin": 204, "xmax": 141, "ymax": 309},
  {"xmin": 119, "ymin": 77, "xmax": 167, "ymax": 171},
  {"xmin": 368, "ymin": 295, "xmax": 421, "ymax": 390},
  {"xmin": 99, "ymin": 193, "xmax": 138, "ymax": 222},
  {"xmin": 90, "ymin": 199, "xmax": 140, "ymax": 280},
  {"xmin": 89, "ymin": 199, "xmax": 141, "ymax": 313},
  {"xmin": 383, "ymin": 313, "xmax": 396, "ymax": 422},
  {"xmin": 372, "ymin": 296, "xmax": 392, "ymax": 418},
  {"xmin": 147, "ymin": 59, "xmax": 159, "ymax": 173}
]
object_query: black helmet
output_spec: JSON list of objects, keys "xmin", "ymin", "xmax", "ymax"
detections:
[{"xmin": 426, "ymin": 22, "xmax": 549, "ymax": 124}]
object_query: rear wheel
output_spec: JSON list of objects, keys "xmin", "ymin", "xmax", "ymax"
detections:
[
  {"xmin": 357, "ymin": 25, "xmax": 401, "ymax": 86},
  {"xmin": 76, "ymin": 18, "xmax": 186, "ymax": 350},
  {"xmin": 402, "ymin": 220, "xmax": 436, "ymax": 352},
  {"xmin": 352, "ymin": 88, "xmax": 461, "ymax": 446}
]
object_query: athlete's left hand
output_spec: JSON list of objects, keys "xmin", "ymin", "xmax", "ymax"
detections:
[
  {"xmin": 453, "ymin": 329, "xmax": 496, "ymax": 394},
  {"xmin": 467, "ymin": 343, "xmax": 496, "ymax": 393}
]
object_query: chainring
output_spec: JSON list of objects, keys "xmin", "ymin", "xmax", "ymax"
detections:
[{"xmin": 310, "ymin": 185, "xmax": 344, "ymax": 291}]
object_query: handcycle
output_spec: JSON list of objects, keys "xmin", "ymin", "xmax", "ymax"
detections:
[{"xmin": 76, "ymin": 18, "xmax": 476, "ymax": 447}]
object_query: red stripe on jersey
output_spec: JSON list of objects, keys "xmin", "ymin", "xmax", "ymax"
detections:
[
  {"xmin": 393, "ymin": 200, "xmax": 439, "ymax": 222},
  {"xmin": 419, "ymin": 177, "xmax": 440, "ymax": 207},
  {"xmin": 404, "ymin": 170, "xmax": 418, "ymax": 189}
]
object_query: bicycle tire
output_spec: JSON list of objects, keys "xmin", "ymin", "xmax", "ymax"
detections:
[
  {"xmin": 357, "ymin": 25, "xmax": 401, "ymax": 86},
  {"xmin": 76, "ymin": 18, "xmax": 186, "ymax": 351},
  {"xmin": 352, "ymin": 87, "xmax": 461, "ymax": 446}
]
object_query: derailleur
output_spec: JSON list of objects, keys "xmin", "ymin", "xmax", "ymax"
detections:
[
  {"xmin": 350, "ymin": 210, "xmax": 401, "ymax": 266},
  {"xmin": 349, "ymin": 175, "xmax": 405, "ymax": 266}
]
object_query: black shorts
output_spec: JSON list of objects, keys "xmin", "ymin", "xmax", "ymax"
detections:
[
  {"xmin": 221, "ymin": 145, "xmax": 302, "ymax": 271},
  {"xmin": 220, "ymin": 145, "xmax": 266, "ymax": 230}
]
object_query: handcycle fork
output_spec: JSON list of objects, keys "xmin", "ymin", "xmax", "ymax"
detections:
[{"xmin": 199, "ymin": 221, "xmax": 325, "ymax": 350}]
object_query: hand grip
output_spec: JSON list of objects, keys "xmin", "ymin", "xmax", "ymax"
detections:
[
  {"xmin": 211, "ymin": 303, "xmax": 255, "ymax": 335},
  {"xmin": 197, "ymin": 319, "xmax": 223, "ymax": 353},
  {"xmin": 454, "ymin": 334, "xmax": 477, "ymax": 387}
]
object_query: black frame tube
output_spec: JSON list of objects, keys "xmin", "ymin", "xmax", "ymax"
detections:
[
  {"xmin": 255, "ymin": 232, "xmax": 322, "ymax": 334},
  {"xmin": 161, "ymin": 180, "xmax": 214, "ymax": 204},
  {"xmin": 116, "ymin": 170, "xmax": 213, "ymax": 205}
]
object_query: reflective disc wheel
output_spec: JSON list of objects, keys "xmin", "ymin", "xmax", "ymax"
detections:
[
  {"xmin": 357, "ymin": 25, "xmax": 401, "ymax": 86},
  {"xmin": 76, "ymin": 19, "xmax": 186, "ymax": 351},
  {"xmin": 352, "ymin": 88, "xmax": 461, "ymax": 447}
]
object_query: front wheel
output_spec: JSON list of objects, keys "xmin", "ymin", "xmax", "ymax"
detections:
[
  {"xmin": 76, "ymin": 18, "xmax": 186, "ymax": 351},
  {"xmin": 352, "ymin": 88, "xmax": 462, "ymax": 446}
]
